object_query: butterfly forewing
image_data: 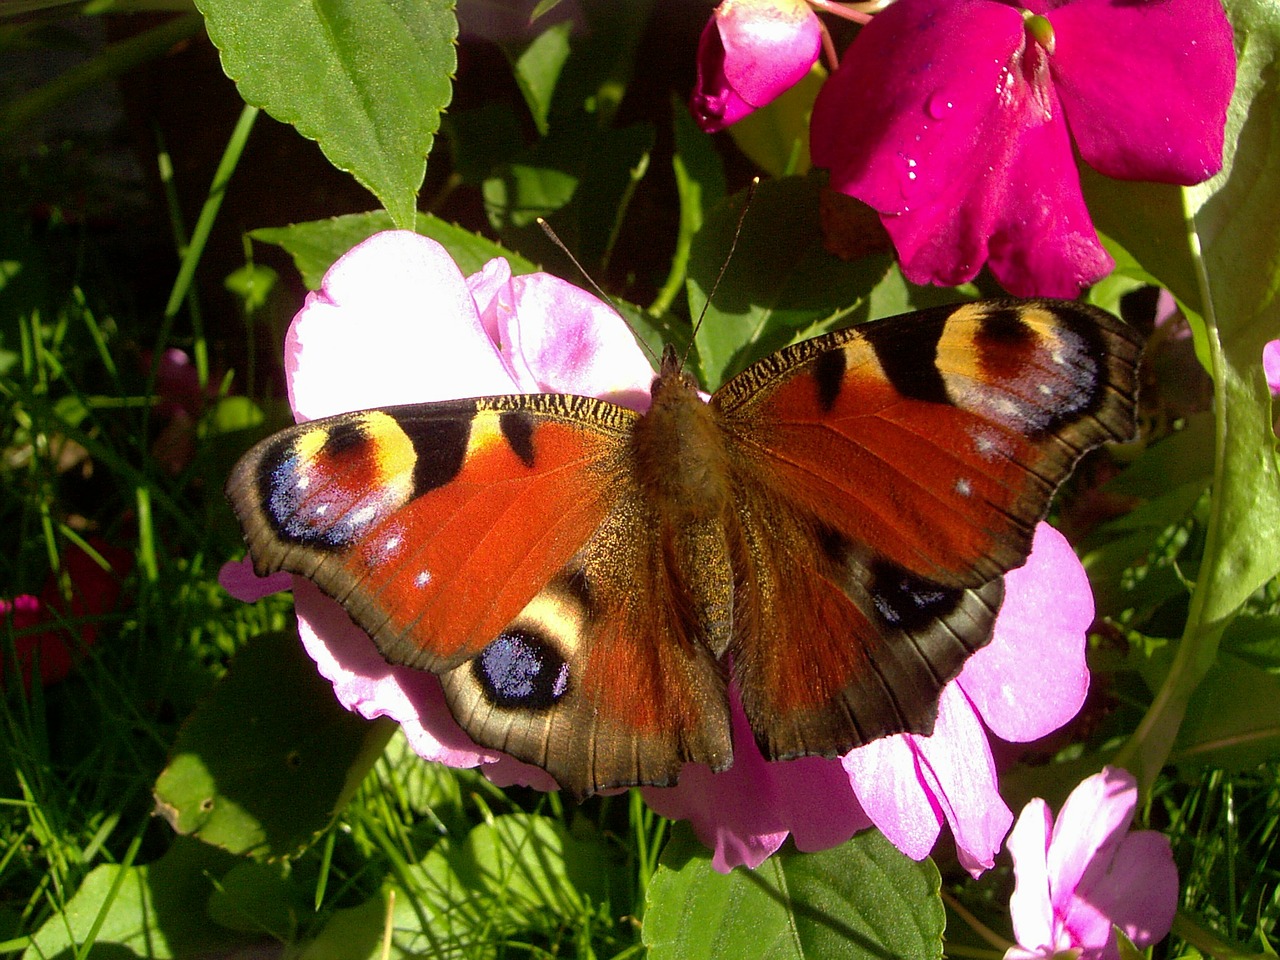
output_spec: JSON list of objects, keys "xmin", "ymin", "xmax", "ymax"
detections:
[
  {"xmin": 714, "ymin": 299, "xmax": 1140, "ymax": 758},
  {"xmin": 226, "ymin": 392, "xmax": 733, "ymax": 797}
]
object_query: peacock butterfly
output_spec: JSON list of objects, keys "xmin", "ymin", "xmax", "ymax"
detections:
[{"xmin": 226, "ymin": 297, "xmax": 1141, "ymax": 799}]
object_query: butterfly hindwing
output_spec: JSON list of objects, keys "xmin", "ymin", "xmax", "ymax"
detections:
[{"xmin": 714, "ymin": 299, "xmax": 1141, "ymax": 758}]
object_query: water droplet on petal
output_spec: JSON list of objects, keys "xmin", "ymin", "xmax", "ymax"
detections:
[{"xmin": 926, "ymin": 91, "xmax": 954, "ymax": 120}]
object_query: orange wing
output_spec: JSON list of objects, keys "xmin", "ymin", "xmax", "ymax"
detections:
[
  {"xmin": 714, "ymin": 299, "xmax": 1141, "ymax": 759},
  {"xmin": 226, "ymin": 395, "xmax": 732, "ymax": 797}
]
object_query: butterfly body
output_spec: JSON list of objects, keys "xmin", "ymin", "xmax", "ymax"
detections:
[{"xmin": 228, "ymin": 299, "xmax": 1141, "ymax": 798}]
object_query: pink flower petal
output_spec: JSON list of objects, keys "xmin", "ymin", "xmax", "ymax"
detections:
[
  {"xmin": 812, "ymin": 0, "xmax": 1025, "ymax": 218},
  {"xmin": 960, "ymin": 524, "xmax": 1091, "ymax": 742},
  {"xmin": 481, "ymin": 270, "xmax": 656, "ymax": 408},
  {"xmin": 643, "ymin": 695, "xmax": 871, "ymax": 872},
  {"xmin": 1264, "ymin": 341, "xmax": 1280, "ymax": 395},
  {"xmin": 845, "ymin": 684, "xmax": 1012, "ymax": 875},
  {"xmin": 842, "ymin": 734, "xmax": 943, "ymax": 861},
  {"xmin": 293, "ymin": 580, "xmax": 498, "ymax": 770},
  {"xmin": 1007, "ymin": 767, "xmax": 1176, "ymax": 960},
  {"xmin": 218, "ymin": 557, "xmax": 292, "ymax": 602},
  {"xmin": 1048, "ymin": 0, "xmax": 1235, "ymax": 185},
  {"xmin": 811, "ymin": 0, "xmax": 1112, "ymax": 295},
  {"xmin": 691, "ymin": 0, "xmax": 821, "ymax": 133},
  {"xmin": 1047, "ymin": 767, "xmax": 1137, "ymax": 914},
  {"xmin": 1006, "ymin": 797, "xmax": 1058, "ymax": 953},
  {"xmin": 286, "ymin": 231, "xmax": 518, "ymax": 422},
  {"xmin": 1066, "ymin": 830, "xmax": 1177, "ymax": 957}
]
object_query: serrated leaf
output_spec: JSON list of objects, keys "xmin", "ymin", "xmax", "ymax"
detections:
[
  {"xmin": 194, "ymin": 0, "xmax": 456, "ymax": 227},
  {"xmin": 251, "ymin": 212, "xmax": 538, "ymax": 289},
  {"xmin": 644, "ymin": 826, "xmax": 943, "ymax": 960},
  {"xmin": 154, "ymin": 630, "xmax": 395, "ymax": 859}
]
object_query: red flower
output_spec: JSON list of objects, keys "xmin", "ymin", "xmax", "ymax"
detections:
[
  {"xmin": 1, "ymin": 539, "xmax": 132, "ymax": 687},
  {"xmin": 811, "ymin": 0, "xmax": 1235, "ymax": 296}
]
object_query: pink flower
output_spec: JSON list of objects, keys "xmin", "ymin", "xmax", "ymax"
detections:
[
  {"xmin": 1264, "ymin": 341, "xmax": 1280, "ymax": 396},
  {"xmin": 810, "ymin": 0, "xmax": 1236, "ymax": 297},
  {"xmin": 1004, "ymin": 766, "xmax": 1177, "ymax": 960},
  {"xmin": 691, "ymin": 0, "xmax": 823, "ymax": 133},
  {"xmin": 223, "ymin": 229, "xmax": 1095, "ymax": 871}
]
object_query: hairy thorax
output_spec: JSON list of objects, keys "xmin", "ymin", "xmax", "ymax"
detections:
[{"xmin": 631, "ymin": 365, "xmax": 735, "ymax": 525}]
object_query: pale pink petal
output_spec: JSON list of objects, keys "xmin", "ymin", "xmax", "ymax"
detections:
[
  {"xmin": 218, "ymin": 557, "xmax": 292, "ymax": 602},
  {"xmin": 465, "ymin": 256, "xmax": 514, "ymax": 350},
  {"xmin": 846, "ymin": 683, "xmax": 1013, "ymax": 875},
  {"xmin": 843, "ymin": 734, "xmax": 943, "ymax": 862},
  {"xmin": 1047, "ymin": 768, "xmax": 1137, "ymax": 914},
  {"xmin": 1264, "ymin": 341, "xmax": 1280, "ymax": 395},
  {"xmin": 643, "ymin": 695, "xmax": 871, "ymax": 872},
  {"xmin": 1048, "ymin": 0, "xmax": 1234, "ymax": 185},
  {"xmin": 1006, "ymin": 797, "xmax": 1057, "ymax": 953},
  {"xmin": 488, "ymin": 271, "xmax": 656, "ymax": 408},
  {"xmin": 1065, "ymin": 830, "xmax": 1177, "ymax": 958},
  {"xmin": 286, "ymin": 231, "xmax": 518, "ymax": 421},
  {"xmin": 960, "ymin": 524, "xmax": 1091, "ymax": 742},
  {"xmin": 293, "ymin": 580, "xmax": 497, "ymax": 769},
  {"xmin": 912, "ymin": 684, "xmax": 1013, "ymax": 875}
]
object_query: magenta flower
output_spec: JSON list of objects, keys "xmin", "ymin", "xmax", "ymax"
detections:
[
  {"xmin": 1264, "ymin": 341, "xmax": 1280, "ymax": 395},
  {"xmin": 1004, "ymin": 766, "xmax": 1177, "ymax": 960},
  {"xmin": 223, "ymin": 229, "xmax": 1096, "ymax": 872},
  {"xmin": 811, "ymin": 0, "xmax": 1236, "ymax": 297},
  {"xmin": 691, "ymin": 0, "xmax": 823, "ymax": 133}
]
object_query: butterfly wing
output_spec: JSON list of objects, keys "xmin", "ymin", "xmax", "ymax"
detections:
[
  {"xmin": 226, "ymin": 395, "xmax": 732, "ymax": 798},
  {"xmin": 714, "ymin": 299, "xmax": 1141, "ymax": 759}
]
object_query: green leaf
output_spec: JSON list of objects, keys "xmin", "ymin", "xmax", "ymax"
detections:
[
  {"xmin": 652, "ymin": 96, "xmax": 728, "ymax": 317},
  {"xmin": 300, "ymin": 813, "xmax": 624, "ymax": 958},
  {"xmin": 688, "ymin": 175, "xmax": 892, "ymax": 390},
  {"xmin": 644, "ymin": 826, "xmax": 944, "ymax": 960},
  {"xmin": 1082, "ymin": 171, "xmax": 1201, "ymax": 311},
  {"xmin": 154, "ymin": 630, "xmax": 396, "ymax": 859},
  {"xmin": 1173, "ymin": 652, "xmax": 1280, "ymax": 771},
  {"xmin": 251, "ymin": 212, "xmax": 539, "ymax": 290},
  {"xmin": 510, "ymin": 20, "xmax": 574, "ymax": 136},
  {"xmin": 193, "ymin": 0, "xmax": 457, "ymax": 227},
  {"xmin": 206, "ymin": 860, "xmax": 302, "ymax": 939},
  {"xmin": 22, "ymin": 838, "xmax": 248, "ymax": 960}
]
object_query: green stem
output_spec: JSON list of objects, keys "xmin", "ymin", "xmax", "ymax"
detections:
[{"xmin": 1114, "ymin": 188, "xmax": 1231, "ymax": 791}]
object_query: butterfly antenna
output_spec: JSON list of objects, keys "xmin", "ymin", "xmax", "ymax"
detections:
[
  {"xmin": 682, "ymin": 177, "xmax": 759, "ymax": 371},
  {"xmin": 536, "ymin": 217, "xmax": 661, "ymax": 366}
]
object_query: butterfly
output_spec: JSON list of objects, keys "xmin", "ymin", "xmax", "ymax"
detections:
[{"xmin": 226, "ymin": 298, "xmax": 1141, "ymax": 800}]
